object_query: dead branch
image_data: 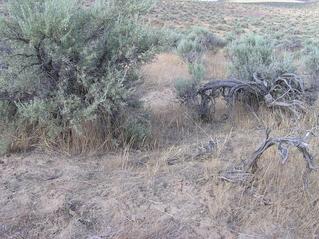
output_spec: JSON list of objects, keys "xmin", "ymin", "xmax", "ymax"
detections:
[
  {"xmin": 197, "ymin": 79, "xmax": 268, "ymax": 119},
  {"xmin": 197, "ymin": 73, "xmax": 306, "ymax": 119},
  {"xmin": 246, "ymin": 129, "xmax": 317, "ymax": 172},
  {"xmin": 220, "ymin": 129, "xmax": 317, "ymax": 185}
]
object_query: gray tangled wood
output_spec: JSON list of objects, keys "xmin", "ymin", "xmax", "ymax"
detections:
[
  {"xmin": 197, "ymin": 73, "xmax": 306, "ymax": 119},
  {"xmin": 220, "ymin": 129, "xmax": 317, "ymax": 184}
]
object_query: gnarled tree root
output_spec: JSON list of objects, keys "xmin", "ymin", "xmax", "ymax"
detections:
[
  {"xmin": 220, "ymin": 129, "xmax": 317, "ymax": 187},
  {"xmin": 197, "ymin": 73, "xmax": 306, "ymax": 119},
  {"xmin": 246, "ymin": 129, "xmax": 317, "ymax": 172}
]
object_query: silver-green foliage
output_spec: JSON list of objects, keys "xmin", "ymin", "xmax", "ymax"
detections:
[
  {"xmin": 303, "ymin": 43, "xmax": 319, "ymax": 76},
  {"xmin": 174, "ymin": 78, "xmax": 197, "ymax": 104},
  {"xmin": 175, "ymin": 27, "xmax": 225, "ymax": 104},
  {"xmin": 228, "ymin": 34, "xmax": 296, "ymax": 82},
  {"xmin": 177, "ymin": 27, "xmax": 225, "ymax": 64},
  {"xmin": 0, "ymin": 0, "xmax": 172, "ymax": 149}
]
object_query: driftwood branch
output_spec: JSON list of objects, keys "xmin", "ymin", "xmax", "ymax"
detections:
[
  {"xmin": 197, "ymin": 73, "xmax": 306, "ymax": 119},
  {"xmin": 246, "ymin": 129, "xmax": 317, "ymax": 172},
  {"xmin": 220, "ymin": 129, "xmax": 317, "ymax": 184}
]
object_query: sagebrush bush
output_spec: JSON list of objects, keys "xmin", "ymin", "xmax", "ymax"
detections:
[
  {"xmin": 174, "ymin": 78, "xmax": 197, "ymax": 104},
  {"xmin": 123, "ymin": 112, "xmax": 151, "ymax": 147},
  {"xmin": 228, "ymin": 34, "xmax": 296, "ymax": 82},
  {"xmin": 0, "ymin": 0, "xmax": 174, "ymax": 153},
  {"xmin": 177, "ymin": 27, "xmax": 225, "ymax": 64},
  {"xmin": 188, "ymin": 62, "xmax": 206, "ymax": 82},
  {"xmin": 175, "ymin": 27, "xmax": 224, "ymax": 104},
  {"xmin": 303, "ymin": 43, "xmax": 319, "ymax": 77}
]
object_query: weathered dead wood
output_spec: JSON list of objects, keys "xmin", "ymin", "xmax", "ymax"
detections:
[
  {"xmin": 197, "ymin": 79, "xmax": 267, "ymax": 119},
  {"xmin": 246, "ymin": 129, "xmax": 317, "ymax": 172},
  {"xmin": 220, "ymin": 129, "xmax": 317, "ymax": 185},
  {"xmin": 197, "ymin": 73, "xmax": 306, "ymax": 119}
]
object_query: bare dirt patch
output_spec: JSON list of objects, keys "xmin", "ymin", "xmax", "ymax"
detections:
[{"xmin": 1, "ymin": 119, "xmax": 319, "ymax": 238}]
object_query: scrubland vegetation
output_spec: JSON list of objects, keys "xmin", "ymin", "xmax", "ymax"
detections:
[{"xmin": 1, "ymin": 0, "xmax": 319, "ymax": 238}]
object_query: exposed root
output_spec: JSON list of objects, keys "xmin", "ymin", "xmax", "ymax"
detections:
[
  {"xmin": 197, "ymin": 73, "xmax": 306, "ymax": 119},
  {"xmin": 246, "ymin": 128, "xmax": 317, "ymax": 172},
  {"xmin": 220, "ymin": 129, "xmax": 317, "ymax": 185}
]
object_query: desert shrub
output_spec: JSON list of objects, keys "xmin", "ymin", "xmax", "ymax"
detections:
[
  {"xmin": 123, "ymin": 112, "xmax": 151, "ymax": 147},
  {"xmin": 228, "ymin": 34, "xmax": 296, "ymax": 82},
  {"xmin": 303, "ymin": 44, "xmax": 319, "ymax": 77},
  {"xmin": 0, "ymin": 0, "xmax": 174, "ymax": 152},
  {"xmin": 175, "ymin": 27, "xmax": 224, "ymax": 104},
  {"xmin": 188, "ymin": 62, "xmax": 206, "ymax": 82},
  {"xmin": 277, "ymin": 36, "xmax": 303, "ymax": 51},
  {"xmin": 0, "ymin": 102, "xmax": 11, "ymax": 155},
  {"xmin": 174, "ymin": 61, "xmax": 206, "ymax": 105},
  {"xmin": 174, "ymin": 78, "xmax": 197, "ymax": 104},
  {"xmin": 177, "ymin": 27, "xmax": 226, "ymax": 64}
]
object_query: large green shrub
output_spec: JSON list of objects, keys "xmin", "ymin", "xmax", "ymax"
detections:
[
  {"xmin": 228, "ymin": 34, "xmax": 295, "ymax": 82},
  {"xmin": 0, "ymin": 0, "xmax": 173, "ymax": 152}
]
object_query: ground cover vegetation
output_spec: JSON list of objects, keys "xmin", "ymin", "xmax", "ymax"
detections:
[{"xmin": 1, "ymin": 0, "xmax": 319, "ymax": 238}]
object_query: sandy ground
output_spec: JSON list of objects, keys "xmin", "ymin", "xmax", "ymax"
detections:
[
  {"xmin": 0, "ymin": 130, "xmax": 268, "ymax": 239},
  {"xmin": 2, "ymin": 123, "xmax": 318, "ymax": 238}
]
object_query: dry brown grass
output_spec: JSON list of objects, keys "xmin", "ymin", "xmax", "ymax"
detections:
[
  {"xmin": 203, "ymin": 50, "xmax": 229, "ymax": 80},
  {"xmin": 142, "ymin": 53, "xmax": 191, "ymax": 90},
  {"xmin": 1, "ymin": 104, "xmax": 318, "ymax": 238},
  {"xmin": 1, "ymin": 1, "xmax": 319, "ymax": 238},
  {"xmin": 141, "ymin": 50, "xmax": 230, "ymax": 148}
]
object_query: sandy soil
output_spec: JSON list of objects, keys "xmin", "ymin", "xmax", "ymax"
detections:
[
  {"xmin": 2, "ymin": 120, "xmax": 318, "ymax": 238},
  {"xmin": 0, "ymin": 130, "xmax": 265, "ymax": 239}
]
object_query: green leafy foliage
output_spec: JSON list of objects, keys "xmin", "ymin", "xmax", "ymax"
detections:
[
  {"xmin": 0, "ymin": 0, "xmax": 172, "ymax": 152},
  {"xmin": 188, "ymin": 62, "xmax": 206, "ymax": 83}
]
